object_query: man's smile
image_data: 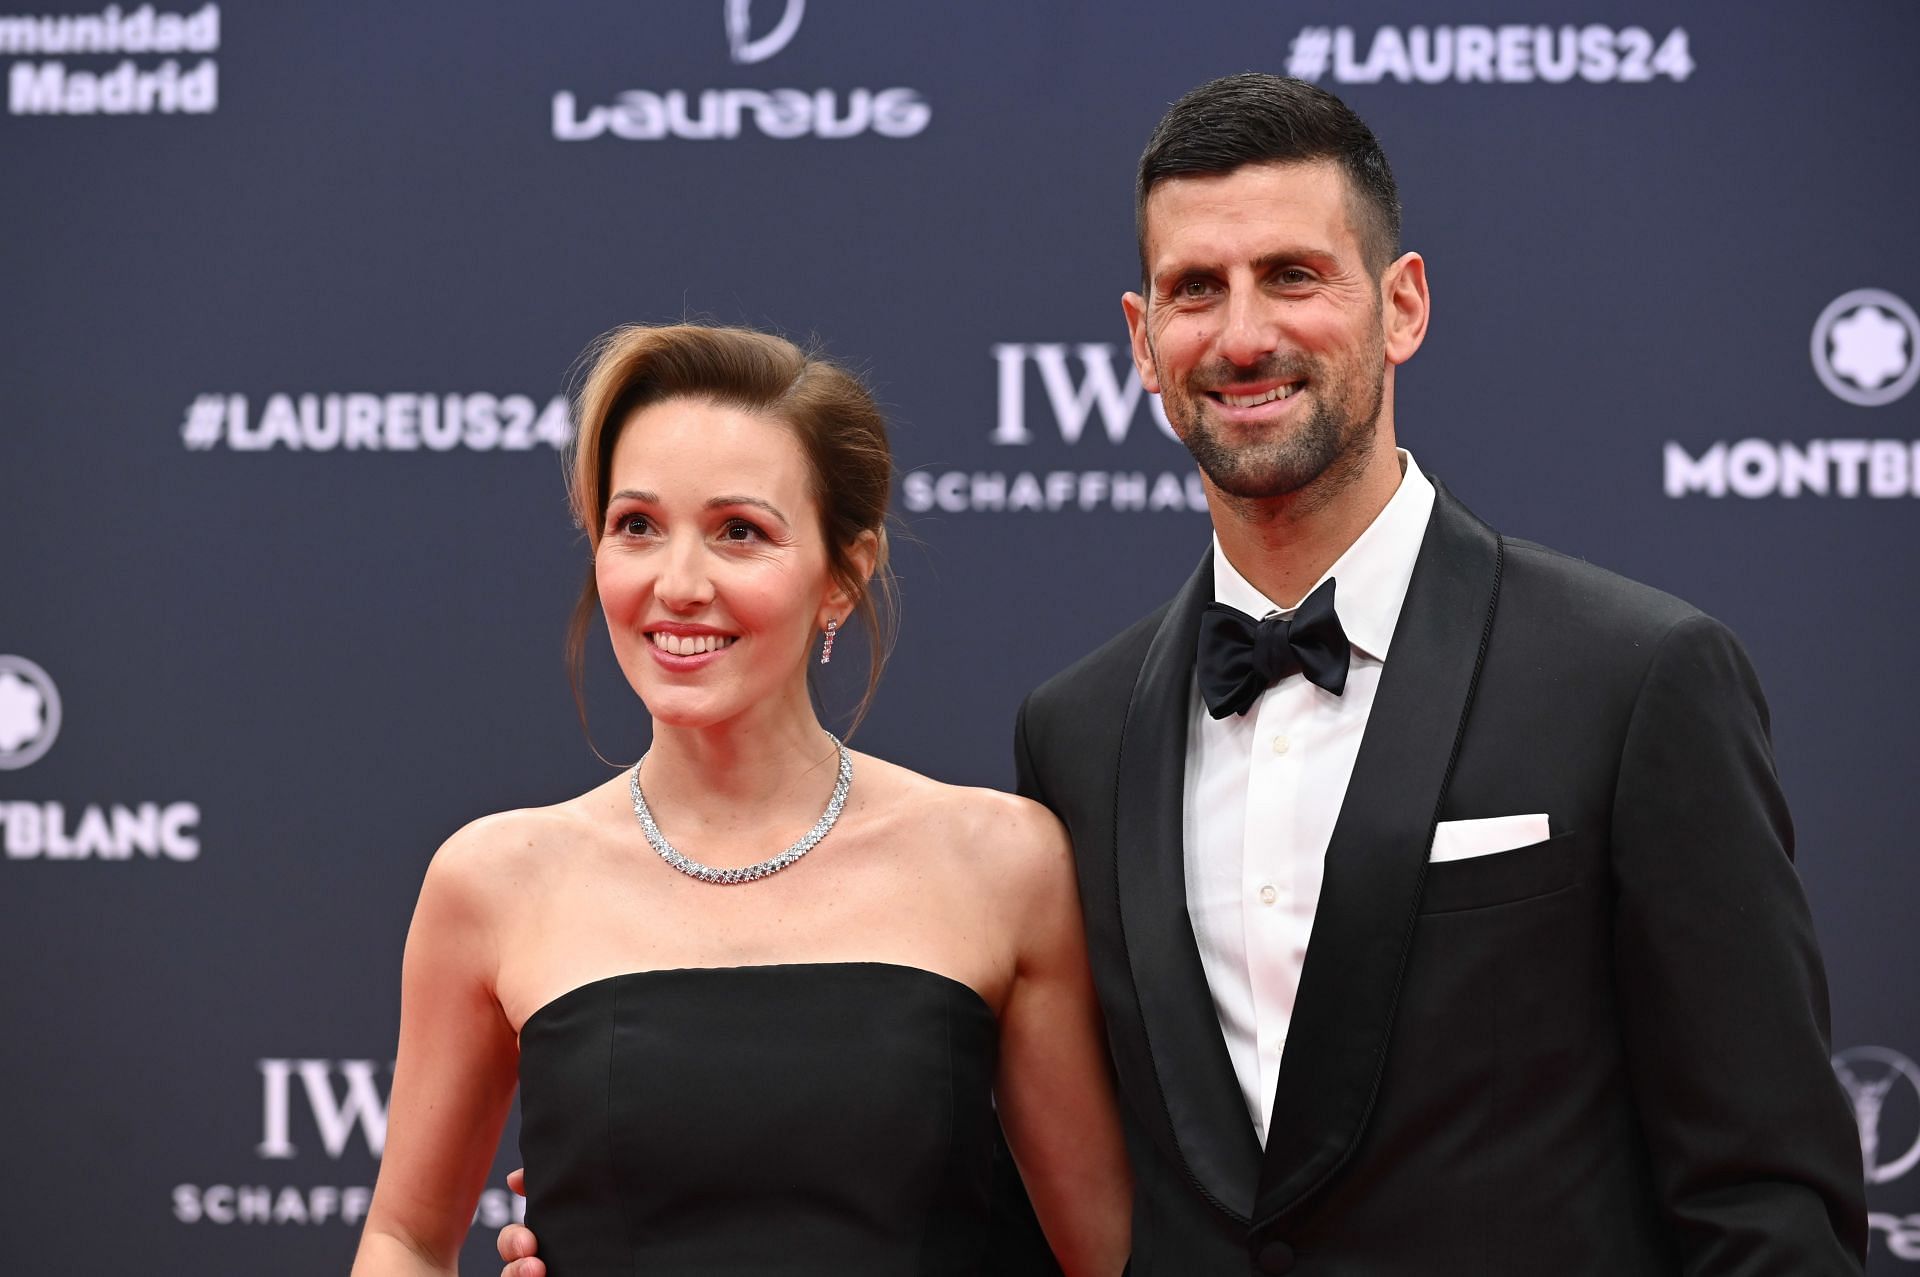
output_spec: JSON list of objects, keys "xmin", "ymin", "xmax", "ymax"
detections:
[{"xmin": 1211, "ymin": 381, "xmax": 1304, "ymax": 409}]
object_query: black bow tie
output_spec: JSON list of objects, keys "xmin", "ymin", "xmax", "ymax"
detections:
[{"xmin": 1197, "ymin": 578, "xmax": 1352, "ymax": 719}]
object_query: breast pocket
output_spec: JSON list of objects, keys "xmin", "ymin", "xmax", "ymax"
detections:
[{"xmin": 1417, "ymin": 829, "xmax": 1579, "ymax": 914}]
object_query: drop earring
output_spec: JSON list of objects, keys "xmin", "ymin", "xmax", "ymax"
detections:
[{"xmin": 819, "ymin": 618, "xmax": 838, "ymax": 665}]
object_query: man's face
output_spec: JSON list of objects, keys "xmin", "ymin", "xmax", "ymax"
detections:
[{"xmin": 1125, "ymin": 160, "xmax": 1399, "ymax": 504}]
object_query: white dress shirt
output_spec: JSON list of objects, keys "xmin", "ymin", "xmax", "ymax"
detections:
[{"xmin": 1182, "ymin": 451, "xmax": 1436, "ymax": 1144}]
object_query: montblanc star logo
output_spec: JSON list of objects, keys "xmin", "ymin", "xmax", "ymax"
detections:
[
  {"xmin": 1811, "ymin": 288, "xmax": 1920, "ymax": 406},
  {"xmin": 0, "ymin": 673, "xmax": 43, "ymax": 752},
  {"xmin": 1829, "ymin": 306, "xmax": 1909, "ymax": 390},
  {"xmin": 0, "ymin": 655, "xmax": 62, "ymax": 771}
]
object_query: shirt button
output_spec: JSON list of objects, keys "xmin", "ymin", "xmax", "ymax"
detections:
[
  {"xmin": 1256, "ymin": 1240, "xmax": 1296, "ymax": 1273},
  {"xmin": 1270, "ymin": 734, "xmax": 1290, "ymax": 755},
  {"xmin": 1258, "ymin": 884, "xmax": 1277, "ymax": 905}
]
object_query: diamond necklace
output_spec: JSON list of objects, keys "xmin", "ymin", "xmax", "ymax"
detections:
[{"xmin": 628, "ymin": 732, "xmax": 852, "ymax": 885}]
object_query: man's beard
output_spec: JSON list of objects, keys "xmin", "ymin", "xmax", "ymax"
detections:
[{"xmin": 1161, "ymin": 350, "xmax": 1385, "ymax": 505}]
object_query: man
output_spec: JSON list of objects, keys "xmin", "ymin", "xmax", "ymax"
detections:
[
  {"xmin": 1002, "ymin": 73, "xmax": 1864, "ymax": 1274},
  {"xmin": 499, "ymin": 74, "xmax": 1865, "ymax": 1275}
]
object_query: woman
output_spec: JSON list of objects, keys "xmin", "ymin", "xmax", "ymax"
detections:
[{"xmin": 350, "ymin": 324, "xmax": 1131, "ymax": 1275}]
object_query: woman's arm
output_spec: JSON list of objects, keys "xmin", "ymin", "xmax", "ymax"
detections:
[
  {"xmin": 991, "ymin": 798, "xmax": 1133, "ymax": 1276},
  {"xmin": 351, "ymin": 826, "xmax": 522, "ymax": 1276}
]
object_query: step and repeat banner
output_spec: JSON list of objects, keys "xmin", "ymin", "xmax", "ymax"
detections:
[{"xmin": 2, "ymin": 1, "xmax": 1916, "ymax": 1270}]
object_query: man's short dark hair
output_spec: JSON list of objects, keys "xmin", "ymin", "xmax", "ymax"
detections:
[{"xmin": 1136, "ymin": 73, "xmax": 1402, "ymax": 280}]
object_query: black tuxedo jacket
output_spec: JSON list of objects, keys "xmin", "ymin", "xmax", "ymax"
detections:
[{"xmin": 1002, "ymin": 482, "xmax": 1865, "ymax": 1275}]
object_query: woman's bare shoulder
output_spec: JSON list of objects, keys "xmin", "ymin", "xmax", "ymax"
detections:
[
  {"xmin": 421, "ymin": 775, "xmax": 626, "ymax": 905},
  {"xmin": 853, "ymin": 754, "xmax": 1071, "ymax": 893}
]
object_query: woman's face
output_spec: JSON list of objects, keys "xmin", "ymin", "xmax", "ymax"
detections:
[{"xmin": 595, "ymin": 397, "xmax": 838, "ymax": 731}]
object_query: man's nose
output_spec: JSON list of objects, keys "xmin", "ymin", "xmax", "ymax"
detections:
[
  {"xmin": 653, "ymin": 536, "xmax": 714, "ymax": 610},
  {"xmin": 1217, "ymin": 287, "xmax": 1283, "ymax": 367}
]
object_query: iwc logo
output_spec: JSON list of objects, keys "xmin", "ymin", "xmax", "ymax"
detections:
[
  {"xmin": 899, "ymin": 343, "xmax": 1212, "ymax": 516},
  {"xmin": 1834, "ymin": 1045, "xmax": 1920, "ymax": 1186},
  {"xmin": 1812, "ymin": 289, "xmax": 1920, "ymax": 407},
  {"xmin": 0, "ymin": 654, "xmax": 61, "ymax": 771},
  {"xmin": 171, "ymin": 1057, "xmax": 523, "ymax": 1229}
]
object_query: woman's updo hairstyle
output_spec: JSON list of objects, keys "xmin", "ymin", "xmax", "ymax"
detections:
[{"xmin": 565, "ymin": 323, "xmax": 898, "ymax": 735}]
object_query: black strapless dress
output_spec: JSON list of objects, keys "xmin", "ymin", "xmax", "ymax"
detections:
[{"xmin": 517, "ymin": 962, "xmax": 1001, "ymax": 1275}]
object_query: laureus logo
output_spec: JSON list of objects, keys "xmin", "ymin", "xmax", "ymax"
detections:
[
  {"xmin": 725, "ymin": 0, "xmax": 804, "ymax": 64},
  {"xmin": 1833, "ymin": 1045, "xmax": 1920, "ymax": 1186},
  {"xmin": 552, "ymin": 0, "xmax": 925, "ymax": 141}
]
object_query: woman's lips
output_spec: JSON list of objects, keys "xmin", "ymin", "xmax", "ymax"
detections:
[{"xmin": 644, "ymin": 628, "xmax": 738, "ymax": 669}]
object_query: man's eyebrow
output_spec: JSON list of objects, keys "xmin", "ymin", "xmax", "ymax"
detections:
[
  {"xmin": 1251, "ymin": 248, "xmax": 1333, "ymax": 273},
  {"xmin": 1152, "ymin": 259, "xmax": 1222, "ymax": 290},
  {"xmin": 706, "ymin": 494, "xmax": 791, "ymax": 528},
  {"xmin": 1153, "ymin": 246, "xmax": 1333, "ymax": 289}
]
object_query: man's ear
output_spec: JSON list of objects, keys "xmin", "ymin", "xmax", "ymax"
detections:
[
  {"xmin": 1122, "ymin": 290, "xmax": 1161, "ymax": 393},
  {"xmin": 1382, "ymin": 251, "xmax": 1429, "ymax": 366}
]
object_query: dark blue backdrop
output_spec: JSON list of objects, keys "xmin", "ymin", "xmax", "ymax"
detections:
[{"xmin": 3, "ymin": 2, "xmax": 1916, "ymax": 1269}]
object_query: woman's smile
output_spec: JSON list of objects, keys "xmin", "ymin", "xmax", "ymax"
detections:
[{"xmin": 645, "ymin": 623, "xmax": 740, "ymax": 669}]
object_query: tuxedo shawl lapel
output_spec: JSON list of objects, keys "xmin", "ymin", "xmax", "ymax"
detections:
[
  {"xmin": 1113, "ymin": 553, "xmax": 1265, "ymax": 1223},
  {"xmin": 1253, "ymin": 482, "xmax": 1504, "ymax": 1228}
]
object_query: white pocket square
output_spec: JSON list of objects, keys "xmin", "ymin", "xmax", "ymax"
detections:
[{"xmin": 1429, "ymin": 814, "xmax": 1552, "ymax": 863}]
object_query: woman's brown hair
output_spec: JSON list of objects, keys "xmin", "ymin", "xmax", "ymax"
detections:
[{"xmin": 564, "ymin": 323, "xmax": 898, "ymax": 740}]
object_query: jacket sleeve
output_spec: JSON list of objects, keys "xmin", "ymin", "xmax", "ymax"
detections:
[
  {"xmin": 1610, "ymin": 613, "xmax": 1867, "ymax": 1273},
  {"xmin": 982, "ymin": 693, "xmax": 1069, "ymax": 1277},
  {"xmin": 1014, "ymin": 690, "xmax": 1053, "ymax": 810}
]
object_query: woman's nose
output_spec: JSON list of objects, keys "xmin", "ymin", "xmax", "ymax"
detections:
[{"xmin": 653, "ymin": 536, "xmax": 714, "ymax": 610}]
